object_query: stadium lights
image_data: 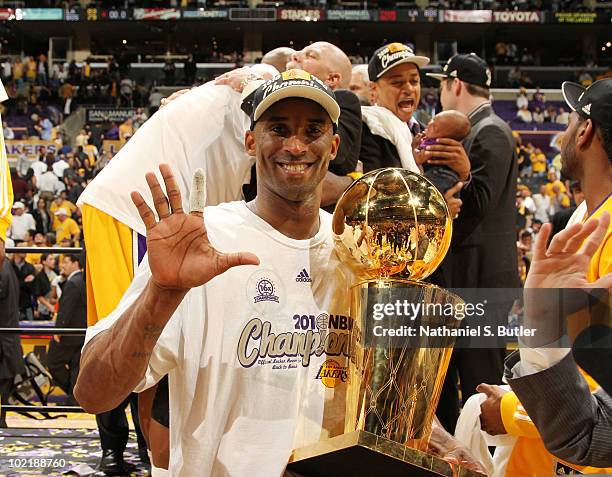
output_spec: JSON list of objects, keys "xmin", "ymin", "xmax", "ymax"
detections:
[
  {"xmin": 122, "ymin": 40, "xmax": 127, "ymax": 45},
  {"xmin": 607, "ymin": 42, "xmax": 611, "ymax": 48}
]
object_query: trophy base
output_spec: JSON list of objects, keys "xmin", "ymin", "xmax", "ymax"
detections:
[{"xmin": 287, "ymin": 430, "xmax": 479, "ymax": 477}]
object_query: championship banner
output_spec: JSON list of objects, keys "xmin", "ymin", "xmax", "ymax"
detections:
[
  {"xmin": 182, "ymin": 9, "xmax": 228, "ymax": 19},
  {"xmin": 397, "ymin": 8, "xmax": 438, "ymax": 22},
  {"xmin": 278, "ymin": 8, "xmax": 324, "ymax": 21},
  {"xmin": 5, "ymin": 140, "xmax": 61, "ymax": 161},
  {"xmin": 378, "ymin": 10, "xmax": 397, "ymax": 22},
  {"xmin": 441, "ymin": 9, "xmax": 492, "ymax": 23},
  {"xmin": 229, "ymin": 8, "xmax": 276, "ymax": 21},
  {"xmin": 86, "ymin": 108, "xmax": 136, "ymax": 124},
  {"xmin": 133, "ymin": 8, "xmax": 180, "ymax": 20},
  {"xmin": 493, "ymin": 10, "xmax": 541, "ymax": 23},
  {"xmin": 326, "ymin": 10, "xmax": 373, "ymax": 21},
  {"xmin": 102, "ymin": 140, "xmax": 125, "ymax": 156}
]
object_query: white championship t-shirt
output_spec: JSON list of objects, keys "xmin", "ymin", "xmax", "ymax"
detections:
[
  {"xmin": 77, "ymin": 83, "xmax": 254, "ymax": 236},
  {"xmin": 84, "ymin": 202, "xmax": 353, "ymax": 477}
]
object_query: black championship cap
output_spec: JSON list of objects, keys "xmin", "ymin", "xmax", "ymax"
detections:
[
  {"xmin": 562, "ymin": 79, "xmax": 612, "ymax": 129},
  {"xmin": 427, "ymin": 53, "xmax": 492, "ymax": 88},
  {"xmin": 241, "ymin": 69, "xmax": 340, "ymax": 130},
  {"xmin": 368, "ymin": 43, "xmax": 430, "ymax": 81}
]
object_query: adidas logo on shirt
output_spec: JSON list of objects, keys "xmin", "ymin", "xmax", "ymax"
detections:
[{"xmin": 295, "ymin": 269, "xmax": 312, "ymax": 283}]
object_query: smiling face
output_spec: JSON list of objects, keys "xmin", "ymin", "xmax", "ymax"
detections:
[
  {"xmin": 372, "ymin": 63, "xmax": 421, "ymax": 123},
  {"xmin": 245, "ymin": 98, "xmax": 339, "ymax": 203}
]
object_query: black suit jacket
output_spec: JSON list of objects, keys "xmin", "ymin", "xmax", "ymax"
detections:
[
  {"xmin": 56, "ymin": 271, "xmax": 87, "ymax": 346},
  {"xmin": 0, "ymin": 259, "xmax": 25, "ymax": 379},
  {"xmin": 573, "ymin": 324, "xmax": 612, "ymax": 397},
  {"xmin": 437, "ymin": 105, "xmax": 519, "ymax": 288},
  {"xmin": 242, "ymin": 89, "xmax": 362, "ymax": 201}
]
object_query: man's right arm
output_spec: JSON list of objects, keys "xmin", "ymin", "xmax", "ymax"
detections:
[
  {"xmin": 74, "ymin": 279, "xmax": 185, "ymax": 414},
  {"xmin": 75, "ymin": 165, "xmax": 258, "ymax": 414}
]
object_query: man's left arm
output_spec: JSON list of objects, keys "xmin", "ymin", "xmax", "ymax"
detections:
[{"xmin": 508, "ymin": 353, "xmax": 612, "ymax": 467}]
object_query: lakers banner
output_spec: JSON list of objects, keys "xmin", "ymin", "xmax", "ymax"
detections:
[
  {"xmin": 102, "ymin": 140, "xmax": 124, "ymax": 155},
  {"xmin": 5, "ymin": 140, "xmax": 61, "ymax": 161}
]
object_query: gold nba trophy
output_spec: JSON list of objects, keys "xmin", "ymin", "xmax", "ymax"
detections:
[{"xmin": 288, "ymin": 168, "xmax": 476, "ymax": 477}]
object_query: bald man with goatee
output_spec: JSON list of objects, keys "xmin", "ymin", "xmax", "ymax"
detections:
[
  {"xmin": 244, "ymin": 42, "xmax": 362, "ymax": 208},
  {"xmin": 261, "ymin": 47, "xmax": 295, "ymax": 73}
]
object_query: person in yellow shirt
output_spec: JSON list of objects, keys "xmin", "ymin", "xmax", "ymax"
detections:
[
  {"xmin": 54, "ymin": 208, "xmax": 80, "ymax": 245},
  {"xmin": 529, "ymin": 148, "xmax": 547, "ymax": 176},
  {"xmin": 472, "ymin": 79, "xmax": 612, "ymax": 475},
  {"xmin": 544, "ymin": 168, "xmax": 567, "ymax": 197},
  {"xmin": 119, "ymin": 117, "xmax": 134, "ymax": 143},
  {"xmin": 25, "ymin": 57, "xmax": 36, "ymax": 83},
  {"xmin": 50, "ymin": 193, "xmax": 78, "ymax": 230},
  {"xmin": 83, "ymin": 141, "xmax": 98, "ymax": 167}
]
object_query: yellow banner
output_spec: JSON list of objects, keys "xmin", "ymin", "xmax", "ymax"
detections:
[{"xmin": 5, "ymin": 139, "xmax": 62, "ymax": 161}]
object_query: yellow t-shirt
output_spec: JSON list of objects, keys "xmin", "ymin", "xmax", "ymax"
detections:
[
  {"xmin": 50, "ymin": 200, "xmax": 78, "ymax": 230},
  {"xmin": 84, "ymin": 144, "xmax": 98, "ymax": 167},
  {"xmin": 545, "ymin": 180, "xmax": 566, "ymax": 196},
  {"xmin": 26, "ymin": 59, "xmax": 36, "ymax": 79},
  {"xmin": 25, "ymin": 252, "xmax": 42, "ymax": 265},
  {"xmin": 55, "ymin": 217, "xmax": 80, "ymax": 244},
  {"xmin": 584, "ymin": 194, "xmax": 612, "ymax": 282},
  {"xmin": 530, "ymin": 153, "xmax": 547, "ymax": 173},
  {"xmin": 119, "ymin": 123, "xmax": 133, "ymax": 143}
]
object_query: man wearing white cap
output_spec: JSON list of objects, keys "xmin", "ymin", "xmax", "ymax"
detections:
[
  {"xmin": 54, "ymin": 208, "xmax": 80, "ymax": 245},
  {"xmin": 7, "ymin": 202, "xmax": 35, "ymax": 243}
]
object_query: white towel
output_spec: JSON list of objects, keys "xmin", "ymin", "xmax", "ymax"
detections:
[
  {"xmin": 454, "ymin": 387, "xmax": 517, "ymax": 477},
  {"xmin": 361, "ymin": 106, "xmax": 420, "ymax": 173}
]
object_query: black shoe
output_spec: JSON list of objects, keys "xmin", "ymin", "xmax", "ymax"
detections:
[{"xmin": 98, "ymin": 449, "xmax": 129, "ymax": 476}]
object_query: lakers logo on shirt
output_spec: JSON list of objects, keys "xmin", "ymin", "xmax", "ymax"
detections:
[{"xmin": 315, "ymin": 359, "xmax": 349, "ymax": 388}]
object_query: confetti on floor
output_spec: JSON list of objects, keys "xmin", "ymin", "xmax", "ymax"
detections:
[{"xmin": 0, "ymin": 428, "xmax": 150, "ymax": 477}]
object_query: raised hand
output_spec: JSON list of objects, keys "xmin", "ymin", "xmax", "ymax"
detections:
[
  {"xmin": 525, "ymin": 211, "xmax": 612, "ymax": 290},
  {"xmin": 130, "ymin": 164, "xmax": 259, "ymax": 292}
]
